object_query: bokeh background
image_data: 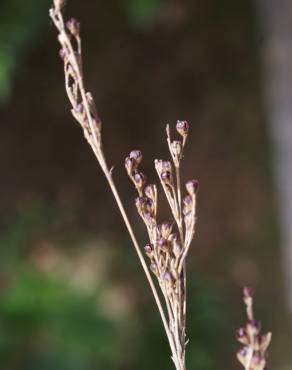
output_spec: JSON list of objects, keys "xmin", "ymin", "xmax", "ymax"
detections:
[{"xmin": 1, "ymin": 0, "xmax": 292, "ymax": 369}]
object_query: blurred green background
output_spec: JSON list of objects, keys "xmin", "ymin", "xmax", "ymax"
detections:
[{"xmin": 0, "ymin": 0, "xmax": 291, "ymax": 369}]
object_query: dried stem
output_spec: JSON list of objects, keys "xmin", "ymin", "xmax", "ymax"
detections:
[{"xmin": 49, "ymin": 2, "xmax": 180, "ymax": 368}]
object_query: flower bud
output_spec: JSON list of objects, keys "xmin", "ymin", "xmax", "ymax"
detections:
[
  {"xmin": 158, "ymin": 222, "xmax": 172, "ymax": 239},
  {"xmin": 145, "ymin": 184, "xmax": 157, "ymax": 201},
  {"xmin": 247, "ymin": 319, "xmax": 261, "ymax": 337},
  {"xmin": 144, "ymin": 243, "xmax": 154, "ymax": 257},
  {"xmin": 157, "ymin": 238, "xmax": 169, "ymax": 252},
  {"xmin": 183, "ymin": 195, "xmax": 193, "ymax": 216},
  {"xmin": 162, "ymin": 161, "xmax": 172, "ymax": 172},
  {"xmin": 176, "ymin": 120, "xmax": 189, "ymax": 137},
  {"xmin": 66, "ymin": 18, "xmax": 80, "ymax": 36},
  {"xmin": 237, "ymin": 347, "xmax": 249, "ymax": 367},
  {"xmin": 129, "ymin": 150, "xmax": 142, "ymax": 165},
  {"xmin": 186, "ymin": 179, "xmax": 199, "ymax": 195},
  {"xmin": 59, "ymin": 48, "xmax": 66, "ymax": 60},
  {"xmin": 236, "ymin": 328, "xmax": 248, "ymax": 345},
  {"xmin": 75, "ymin": 103, "xmax": 84, "ymax": 114},
  {"xmin": 243, "ymin": 286, "xmax": 254, "ymax": 299},
  {"xmin": 171, "ymin": 140, "xmax": 182, "ymax": 158},
  {"xmin": 134, "ymin": 172, "xmax": 146, "ymax": 190},
  {"xmin": 163, "ymin": 271, "xmax": 173, "ymax": 284},
  {"xmin": 161, "ymin": 171, "xmax": 173, "ymax": 185},
  {"xmin": 125, "ymin": 157, "xmax": 136, "ymax": 176},
  {"xmin": 172, "ymin": 235, "xmax": 182, "ymax": 257}
]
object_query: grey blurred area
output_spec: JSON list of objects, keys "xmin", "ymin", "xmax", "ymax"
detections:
[{"xmin": 258, "ymin": 0, "xmax": 292, "ymax": 317}]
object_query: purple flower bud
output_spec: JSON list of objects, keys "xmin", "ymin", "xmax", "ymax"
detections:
[
  {"xmin": 248, "ymin": 319, "xmax": 260, "ymax": 329},
  {"xmin": 145, "ymin": 184, "xmax": 156, "ymax": 201},
  {"xmin": 183, "ymin": 195, "xmax": 192, "ymax": 206},
  {"xmin": 144, "ymin": 243, "xmax": 153, "ymax": 256},
  {"xmin": 236, "ymin": 328, "xmax": 246, "ymax": 339},
  {"xmin": 186, "ymin": 179, "xmax": 199, "ymax": 195},
  {"xmin": 129, "ymin": 150, "xmax": 142, "ymax": 164},
  {"xmin": 162, "ymin": 161, "xmax": 172, "ymax": 172},
  {"xmin": 243, "ymin": 286, "xmax": 254, "ymax": 298},
  {"xmin": 157, "ymin": 238, "xmax": 169, "ymax": 251},
  {"xmin": 176, "ymin": 120, "xmax": 189, "ymax": 136},
  {"xmin": 163, "ymin": 271, "xmax": 173, "ymax": 283},
  {"xmin": 66, "ymin": 17, "xmax": 80, "ymax": 36},
  {"xmin": 75, "ymin": 103, "xmax": 84, "ymax": 113},
  {"xmin": 125, "ymin": 157, "xmax": 136, "ymax": 176},
  {"xmin": 59, "ymin": 48, "xmax": 66, "ymax": 60},
  {"xmin": 161, "ymin": 171, "xmax": 173, "ymax": 184},
  {"xmin": 134, "ymin": 172, "xmax": 146, "ymax": 189}
]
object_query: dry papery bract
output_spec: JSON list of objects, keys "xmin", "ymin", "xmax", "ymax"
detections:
[{"xmin": 49, "ymin": 2, "xmax": 272, "ymax": 370}]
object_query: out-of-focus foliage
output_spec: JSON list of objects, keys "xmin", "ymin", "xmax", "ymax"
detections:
[
  {"xmin": 123, "ymin": 0, "xmax": 163, "ymax": 27},
  {"xmin": 0, "ymin": 269, "xmax": 124, "ymax": 370},
  {"xmin": 0, "ymin": 0, "xmax": 50, "ymax": 100},
  {"xmin": 0, "ymin": 203, "xmax": 227, "ymax": 370}
]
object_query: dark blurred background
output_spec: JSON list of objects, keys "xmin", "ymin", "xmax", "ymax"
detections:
[{"xmin": 0, "ymin": 0, "xmax": 292, "ymax": 369}]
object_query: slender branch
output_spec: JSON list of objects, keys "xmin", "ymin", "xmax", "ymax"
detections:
[{"xmin": 49, "ymin": 3, "xmax": 179, "ymax": 367}]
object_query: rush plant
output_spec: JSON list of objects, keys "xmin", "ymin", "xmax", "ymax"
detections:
[{"xmin": 49, "ymin": 2, "xmax": 272, "ymax": 369}]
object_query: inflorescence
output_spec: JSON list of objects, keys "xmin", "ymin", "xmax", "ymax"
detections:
[
  {"xmin": 237, "ymin": 287, "xmax": 272, "ymax": 370},
  {"xmin": 125, "ymin": 121, "xmax": 198, "ymax": 370}
]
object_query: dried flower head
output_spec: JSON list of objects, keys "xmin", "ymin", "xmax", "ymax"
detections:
[
  {"xmin": 236, "ymin": 287, "xmax": 272, "ymax": 370},
  {"xmin": 125, "ymin": 122, "xmax": 198, "ymax": 370}
]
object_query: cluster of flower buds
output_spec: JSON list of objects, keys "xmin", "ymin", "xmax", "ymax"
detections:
[
  {"xmin": 236, "ymin": 287, "xmax": 272, "ymax": 370},
  {"xmin": 125, "ymin": 151, "xmax": 184, "ymax": 287},
  {"xmin": 50, "ymin": 3, "xmax": 102, "ymax": 141},
  {"xmin": 125, "ymin": 122, "xmax": 197, "ymax": 367}
]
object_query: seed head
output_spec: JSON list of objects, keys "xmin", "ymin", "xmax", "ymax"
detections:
[{"xmin": 176, "ymin": 120, "xmax": 189, "ymax": 137}]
